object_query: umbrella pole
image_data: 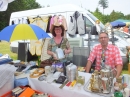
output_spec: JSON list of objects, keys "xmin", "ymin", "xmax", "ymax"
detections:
[
  {"xmin": 25, "ymin": 41, "xmax": 29, "ymax": 62},
  {"xmin": 38, "ymin": 56, "xmax": 41, "ymax": 67}
]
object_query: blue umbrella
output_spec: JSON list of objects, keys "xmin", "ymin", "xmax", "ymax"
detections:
[
  {"xmin": 110, "ymin": 21, "xmax": 126, "ymax": 27},
  {"xmin": 0, "ymin": 24, "xmax": 50, "ymax": 42}
]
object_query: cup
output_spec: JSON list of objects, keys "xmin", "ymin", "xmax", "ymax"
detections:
[
  {"xmin": 101, "ymin": 77, "xmax": 110, "ymax": 93},
  {"xmin": 122, "ymin": 74, "xmax": 130, "ymax": 88},
  {"xmin": 45, "ymin": 66, "xmax": 51, "ymax": 75},
  {"xmin": 46, "ymin": 73, "xmax": 53, "ymax": 83},
  {"xmin": 100, "ymin": 69, "xmax": 110, "ymax": 78},
  {"xmin": 122, "ymin": 74, "xmax": 129, "ymax": 83},
  {"xmin": 76, "ymin": 83, "xmax": 82, "ymax": 90},
  {"xmin": 51, "ymin": 65, "xmax": 56, "ymax": 73}
]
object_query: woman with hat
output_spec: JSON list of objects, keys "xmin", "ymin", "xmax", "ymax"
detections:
[{"xmin": 47, "ymin": 24, "xmax": 71, "ymax": 62}]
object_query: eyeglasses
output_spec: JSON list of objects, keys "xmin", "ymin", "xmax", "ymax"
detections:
[{"xmin": 99, "ymin": 37, "xmax": 108, "ymax": 39}]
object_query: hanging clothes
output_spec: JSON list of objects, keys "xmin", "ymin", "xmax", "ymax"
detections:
[
  {"xmin": 46, "ymin": 16, "xmax": 52, "ymax": 32},
  {"xmin": 49, "ymin": 16, "xmax": 55, "ymax": 32},
  {"xmin": 28, "ymin": 16, "xmax": 49, "ymax": 31},
  {"xmin": 12, "ymin": 19, "xmax": 20, "ymax": 24},
  {"xmin": 68, "ymin": 11, "xmax": 85, "ymax": 36},
  {"xmin": 68, "ymin": 16, "xmax": 76, "ymax": 36},
  {"xmin": 28, "ymin": 16, "xmax": 49, "ymax": 56},
  {"xmin": 77, "ymin": 13, "xmax": 85, "ymax": 35},
  {"xmin": 41, "ymin": 38, "xmax": 51, "ymax": 61},
  {"xmin": 53, "ymin": 15, "xmax": 68, "ymax": 31},
  {"xmin": 49, "ymin": 15, "xmax": 68, "ymax": 38},
  {"xmin": 19, "ymin": 18, "xmax": 28, "ymax": 24},
  {"xmin": 11, "ymin": 18, "xmax": 28, "ymax": 25},
  {"xmin": 29, "ymin": 40, "xmax": 42, "ymax": 56}
]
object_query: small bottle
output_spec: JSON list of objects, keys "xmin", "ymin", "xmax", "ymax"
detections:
[{"xmin": 76, "ymin": 69, "xmax": 79, "ymax": 80}]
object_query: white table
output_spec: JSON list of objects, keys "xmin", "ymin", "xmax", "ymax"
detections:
[{"xmin": 28, "ymin": 72, "xmax": 104, "ymax": 97}]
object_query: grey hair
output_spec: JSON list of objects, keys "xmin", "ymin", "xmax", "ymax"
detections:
[{"xmin": 99, "ymin": 32, "xmax": 108, "ymax": 37}]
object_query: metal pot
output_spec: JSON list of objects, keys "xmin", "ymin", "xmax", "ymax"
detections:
[{"xmin": 101, "ymin": 65, "xmax": 117, "ymax": 78}]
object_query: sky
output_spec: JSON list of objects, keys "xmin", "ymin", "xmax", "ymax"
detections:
[{"xmin": 36, "ymin": 0, "xmax": 130, "ymax": 15}]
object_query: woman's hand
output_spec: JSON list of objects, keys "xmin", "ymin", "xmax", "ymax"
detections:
[
  {"xmin": 52, "ymin": 52, "xmax": 58, "ymax": 60},
  {"xmin": 64, "ymin": 49, "xmax": 68, "ymax": 54}
]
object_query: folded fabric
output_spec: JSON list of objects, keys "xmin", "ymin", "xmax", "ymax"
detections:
[
  {"xmin": 52, "ymin": 62, "xmax": 63, "ymax": 68},
  {"xmin": 0, "ymin": 64, "xmax": 16, "ymax": 88},
  {"xmin": 0, "ymin": 58, "xmax": 13, "ymax": 65},
  {"xmin": 15, "ymin": 73, "xmax": 29, "ymax": 79},
  {"xmin": 0, "ymin": 54, "xmax": 10, "ymax": 59}
]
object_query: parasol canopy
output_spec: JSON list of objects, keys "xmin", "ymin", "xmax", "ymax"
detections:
[
  {"xmin": 0, "ymin": 24, "xmax": 50, "ymax": 42},
  {"xmin": 110, "ymin": 21, "xmax": 126, "ymax": 27}
]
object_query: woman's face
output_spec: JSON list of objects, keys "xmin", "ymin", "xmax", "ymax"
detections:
[{"xmin": 54, "ymin": 27, "xmax": 62, "ymax": 36}]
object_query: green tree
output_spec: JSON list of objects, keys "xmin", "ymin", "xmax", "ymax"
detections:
[
  {"xmin": 93, "ymin": 8, "xmax": 103, "ymax": 22},
  {"xmin": 98, "ymin": 0, "xmax": 108, "ymax": 15},
  {"xmin": 125, "ymin": 14, "xmax": 130, "ymax": 20},
  {"xmin": 0, "ymin": 0, "xmax": 41, "ymax": 30},
  {"xmin": 109, "ymin": 10, "xmax": 124, "ymax": 22}
]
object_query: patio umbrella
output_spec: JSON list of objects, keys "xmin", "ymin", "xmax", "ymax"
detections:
[
  {"xmin": 0, "ymin": 24, "xmax": 50, "ymax": 42},
  {"xmin": 110, "ymin": 21, "xmax": 126, "ymax": 27},
  {"xmin": 116, "ymin": 19, "xmax": 130, "ymax": 26}
]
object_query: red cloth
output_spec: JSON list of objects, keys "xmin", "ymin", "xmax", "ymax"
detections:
[{"xmin": 88, "ymin": 44, "xmax": 123, "ymax": 70}]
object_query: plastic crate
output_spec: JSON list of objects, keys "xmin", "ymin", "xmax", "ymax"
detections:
[{"xmin": 1, "ymin": 86, "xmax": 52, "ymax": 97}]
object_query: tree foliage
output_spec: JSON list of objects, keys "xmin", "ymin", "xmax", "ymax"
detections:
[
  {"xmin": 92, "ymin": 7, "xmax": 130, "ymax": 25},
  {"xmin": 109, "ymin": 10, "xmax": 124, "ymax": 22},
  {"xmin": 98, "ymin": 0, "xmax": 108, "ymax": 14},
  {"xmin": 0, "ymin": 0, "xmax": 130, "ymax": 30},
  {"xmin": 124, "ymin": 14, "xmax": 130, "ymax": 20},
  {"xmin": 0, "ymin": 0, "xmax": 41, "ymax": 30}
]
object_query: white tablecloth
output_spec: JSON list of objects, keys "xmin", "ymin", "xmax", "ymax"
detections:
[{"xmin": 28, "ymin": 72, "xmax": 104, "ymax": 97}]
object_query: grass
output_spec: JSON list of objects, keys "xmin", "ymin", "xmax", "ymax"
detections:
[
  {"xmin": 0, "ymin": 41, "xmax": 17, "ymax": 60},
  {"xmin": 122, "ymin": 70, "xmax": 129, "ymax": 74}
]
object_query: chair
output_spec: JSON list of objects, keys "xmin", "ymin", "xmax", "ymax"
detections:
[
  {"xmin": 72, "ymin": 47, "xmax": 95, "ymax": 72},
  {"xmin": 67, "ymin": 38, "xmax": 83, "ymax": 61},
  {"xmin": 72, "ymin": 47, "xmax": 89, "ymax": 67}
]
